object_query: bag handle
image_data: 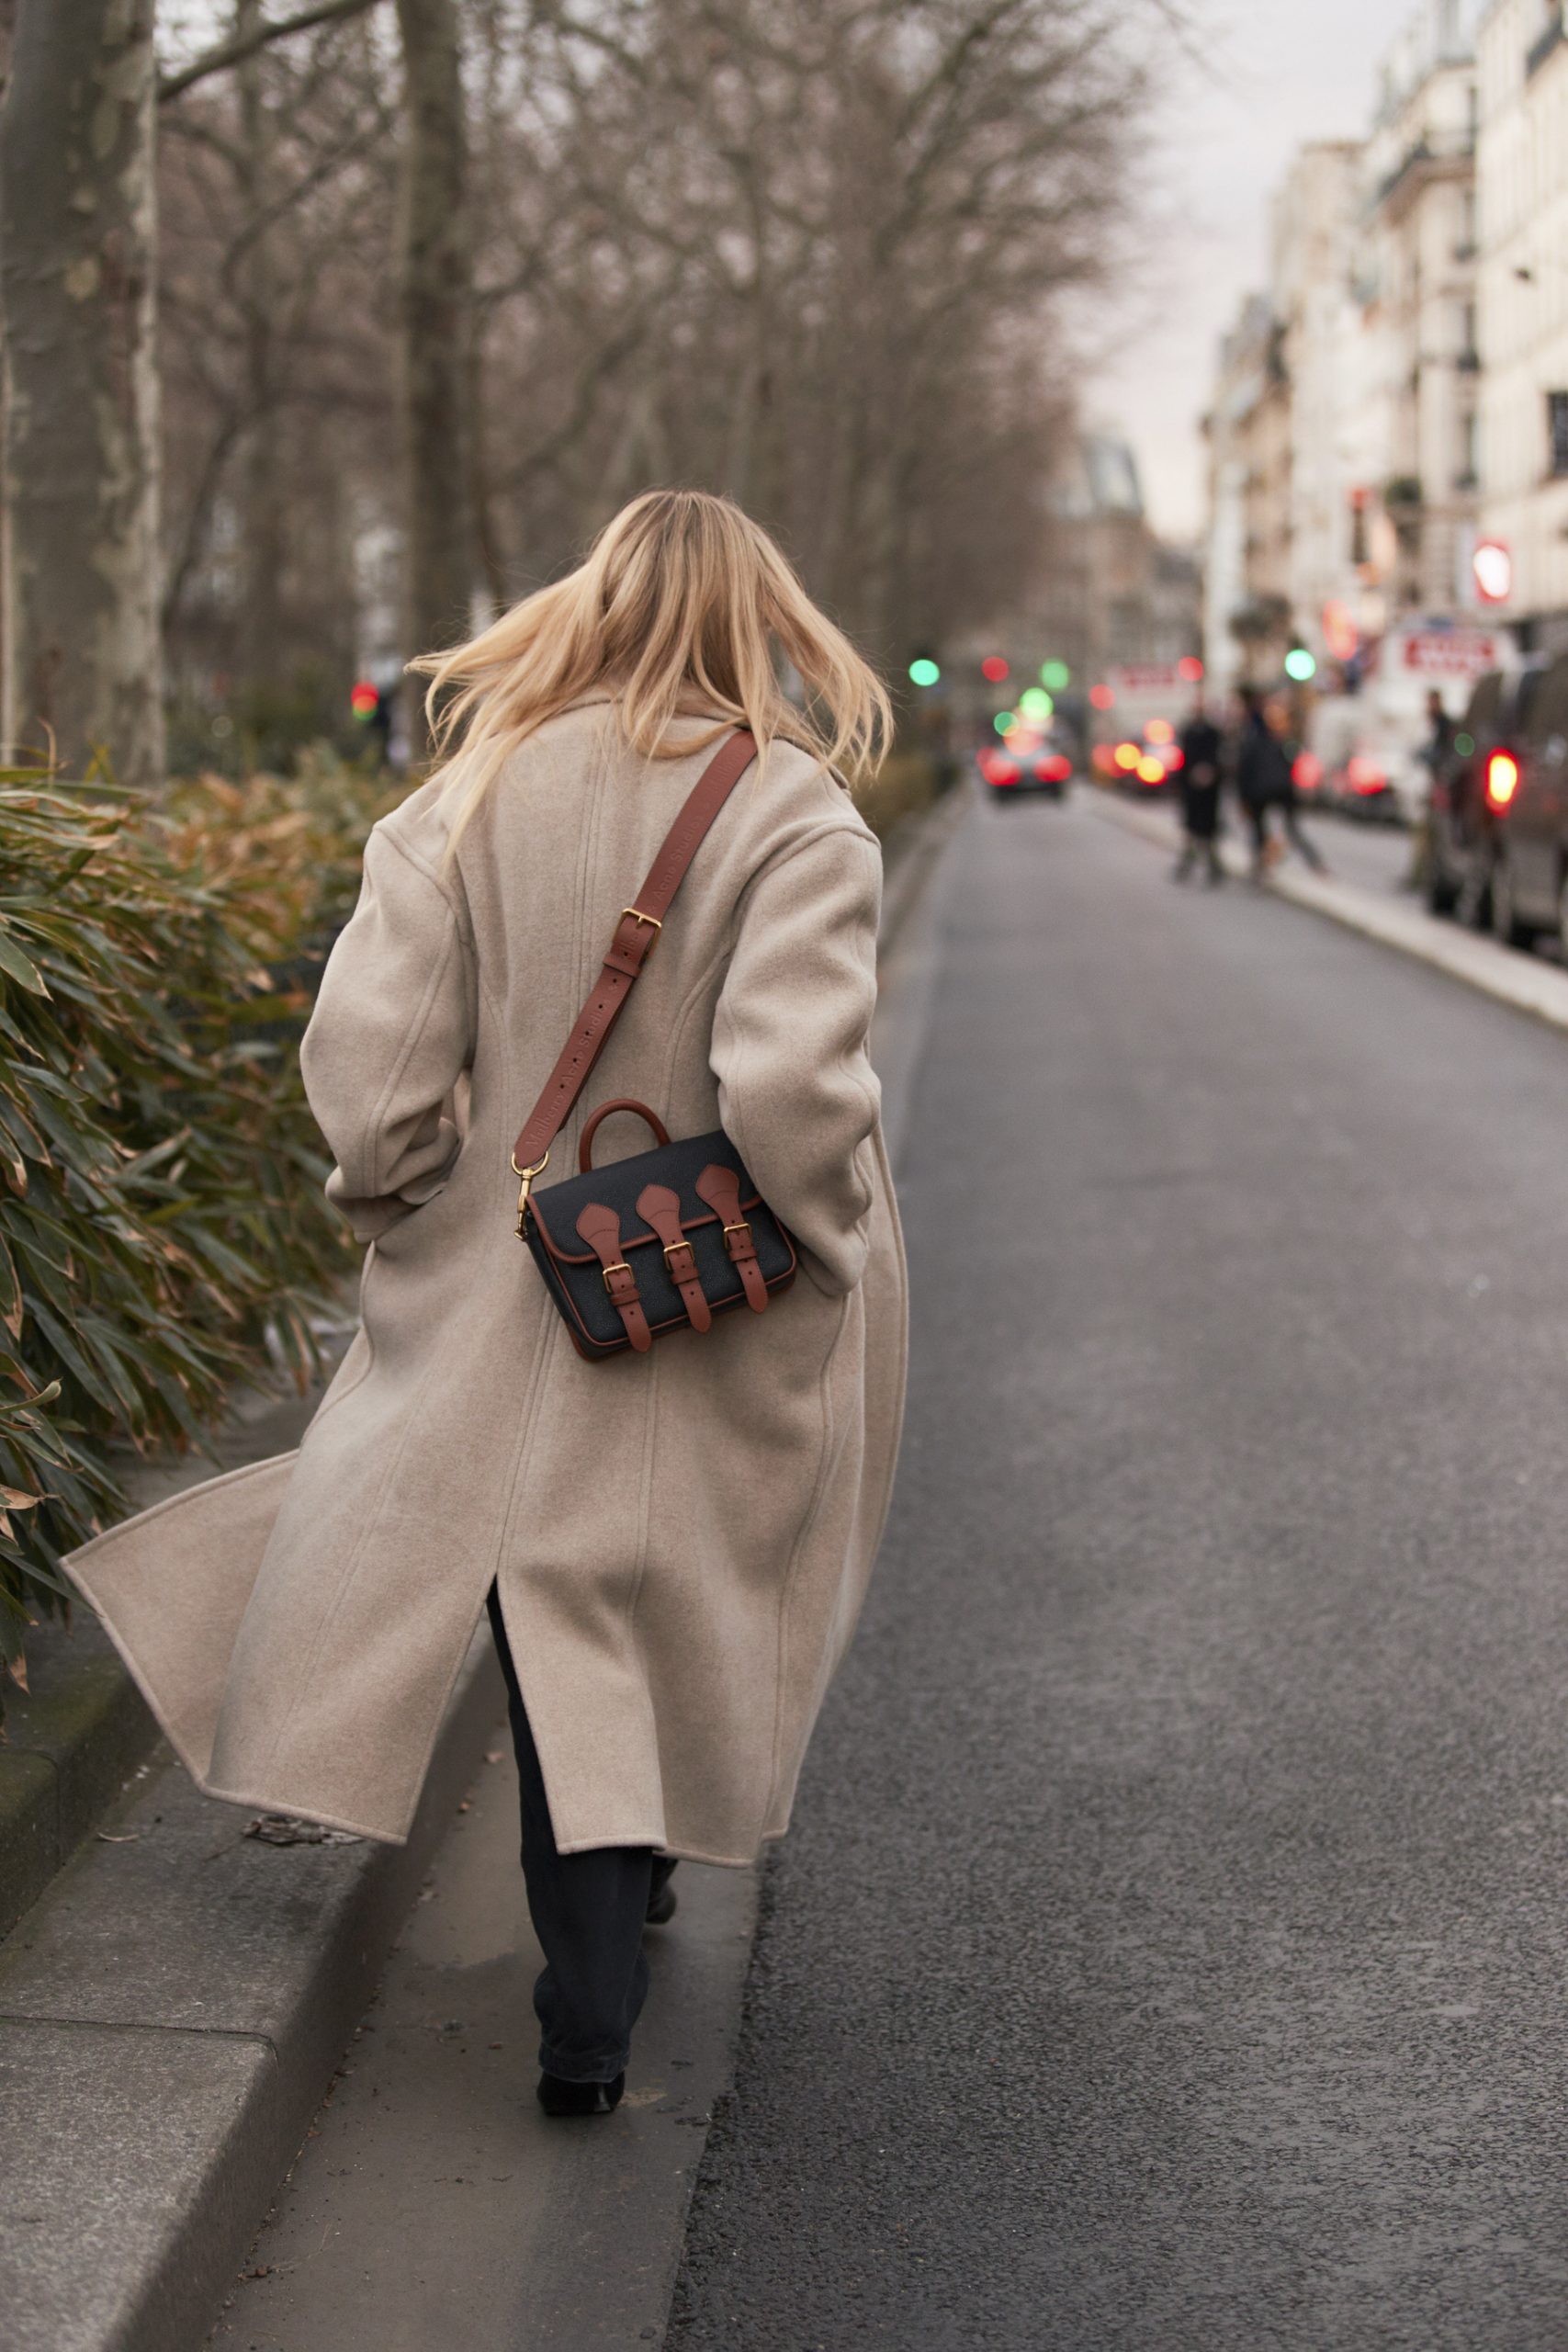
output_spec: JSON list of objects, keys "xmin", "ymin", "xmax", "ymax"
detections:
[
  {"xmin": 511, "ymin": 729, "xmax": 757, "ymax": 1228},
  {"xmin": 578, "ymin": 1098, "xmax": 670, "ymax": 1172}
]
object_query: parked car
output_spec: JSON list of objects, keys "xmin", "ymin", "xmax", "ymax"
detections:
[
  {"xmin": 1424, "ymin": 661, "xmax": 1568, "ymax": 944},
  {"xmin": 976, "ymin": 737, "xmax": 1073, "ymax": 800}
]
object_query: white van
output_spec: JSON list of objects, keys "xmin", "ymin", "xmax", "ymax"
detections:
[{"xmin": 1305, "ymin": 622, "xmax": 1506, "ymax": 823}]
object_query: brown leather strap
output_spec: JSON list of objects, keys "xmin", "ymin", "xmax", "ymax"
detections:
[
  {"xmin": 695, "ymin": 1163, "xmax": 768, "ymax": 1313},
  {"xmin": 512, "ymin": 730, "xmax": 758, "ymax": 1182},
  {"xmin": 575, "ymin": 1203, "xmax": 651, "ymax": 1352},
  {"xmin": 578, "ymin": 1098, "xmax": 671, "ymax": 1174},
  {"xmin": 637, "ymin": 1183, "xmax": 712, "ymax": 1332}
]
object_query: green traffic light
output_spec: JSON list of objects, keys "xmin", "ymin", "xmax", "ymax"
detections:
[
  {"xmin": 1041, "ymin": 660, "xmax": 1070, "ymax": 693},
  {"xmin": 908, "ymin": 657, "xmax": 941, "ymax": 687},
  {"xmin": 993, "ymin": 711, "xmax": 1018, "ymax": 735},
  {"xmin": 1019, "ymin": 687, "xmax": 1053, "ymax": 719},
  {"xmin": 1283, "ymin": 647, "xmax": 1317, "ymax": 682}
]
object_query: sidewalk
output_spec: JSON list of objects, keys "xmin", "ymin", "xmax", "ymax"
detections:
[
  {"xmin": 1092, "ymin": 790, "xmax": 1568, "ymax": 1041},
  {"xmin": 0, "ymin": 779, "xmax": 969, "ymax": 2352}
]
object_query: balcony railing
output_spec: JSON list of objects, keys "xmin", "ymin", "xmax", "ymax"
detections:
[
  {"xmin": 1528, "ymin": 8, "xmax": 1564, "ymax": 77},
  {"xmin": 1372, "ymin": 132, "xmax": 1474, "ymax": 213}
]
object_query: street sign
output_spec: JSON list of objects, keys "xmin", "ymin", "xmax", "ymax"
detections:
[{"xmin": 1399, "ymin": 629, "xmax": 1499, "ymax": 679}]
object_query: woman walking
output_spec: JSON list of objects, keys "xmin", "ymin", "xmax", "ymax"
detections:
[{"xmin": 66, "ymin": 490, "xmax": 908, "ymax": 2116}]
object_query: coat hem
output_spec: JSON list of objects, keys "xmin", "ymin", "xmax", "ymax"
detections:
[{"xmin": 552, "ymin": 1820, "xmax": 787, "ymax": 1869}]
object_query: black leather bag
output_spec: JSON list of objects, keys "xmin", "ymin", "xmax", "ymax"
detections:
[
  {"xmin": 511, "ymin": 729, "xmax": 798, "ymax": 1360},
  {"xmin": 525, "ymin": 1105, "xmax": 796, "ymax": 1361}
]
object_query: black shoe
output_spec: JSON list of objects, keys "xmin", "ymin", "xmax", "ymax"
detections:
[
  {"xmin": 536, "ymin": 2070, "xmax": 625, "ymax": 2118},
  {"xmin": 646, "ymin": 1875, "xmax": 678, "ymax": 1927}
]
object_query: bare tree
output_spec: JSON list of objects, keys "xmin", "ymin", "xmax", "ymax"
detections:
[
  {"xmin": 1, "ymin": 0, "xmax": 164, "ymax": 782},
  {"xmin": 396, "ymin": 0, "xmax": 472, "ymax": 748}
]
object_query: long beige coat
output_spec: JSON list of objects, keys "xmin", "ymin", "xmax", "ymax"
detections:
[{"xmin": 65, "ymin": 700, "xmax": 907, "ymax": 1860}]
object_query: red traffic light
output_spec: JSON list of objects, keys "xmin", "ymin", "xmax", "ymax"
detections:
[
  {"xmin": 981, "ymin": 655, "xmax": 1010, "ymax": 684},
  {"xmin": 350, "ymin": 680, "xmax": 379, "ymax": 719},
  {"xmin": 1178, "ymin": 655, "xmax": 1204, "ymax": 684},
  {"xmin": 1089, "ymin": 683, "xmax": 1114, "ymax": 711}
]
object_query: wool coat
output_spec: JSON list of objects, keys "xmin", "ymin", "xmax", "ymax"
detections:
[{"xmin": 65, "ymin": 700, "xmax": 908, "ymax": 1860}]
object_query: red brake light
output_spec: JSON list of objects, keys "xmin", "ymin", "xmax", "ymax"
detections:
[
  {"xmin": 1486, "ymin": 749, "xmax": 1520, "ymax": 808},
  {"xmin": 1035, "ymin": 753, "xmax": 1072, "ymax": 783},
  {"xmin": 1293, "ymin": 752, "xmax": 1323, "ymax": 791},
  {"xmin": 1347, "ymin": 755, "xmax": 1385, "ymax": 794},
  {"xmin": 980, "ymin": 749, "xmax": 1022, "ymax": 786}
]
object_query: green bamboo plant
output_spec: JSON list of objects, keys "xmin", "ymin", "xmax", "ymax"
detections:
[{"xmin": 0, "ymin": 758, "xmax": 392, "ymax": 1698}]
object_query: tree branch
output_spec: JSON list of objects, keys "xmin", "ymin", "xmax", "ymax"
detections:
[{"xmin": 159, "ymin": 0, "xmax": 383, "ymax": 104}]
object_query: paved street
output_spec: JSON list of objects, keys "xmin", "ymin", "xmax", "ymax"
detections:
[{"xmin": 670, "ymin": 790, "xmax": 1568, "ymax": 2349}]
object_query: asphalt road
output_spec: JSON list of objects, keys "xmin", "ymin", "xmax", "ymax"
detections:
[{"xmin": 669, "ymin": 789, "xmax": 1568, "ymax": 2350}]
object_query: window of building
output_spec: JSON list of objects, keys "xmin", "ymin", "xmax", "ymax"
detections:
[
  {"xmin": 1549, "ymin": 390, "xmax": 1568, "ymax": 478},
  {"xmin": 1459, "ymin": 409, "xmax": 1478, "ymax": 488}
]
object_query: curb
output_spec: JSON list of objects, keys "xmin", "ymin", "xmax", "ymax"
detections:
[
  {"xmin": 0, "ymin": 1616, "xmax": 159, "ymax": 1942},
  {"xmin": 1089, "ymin": 790, "xmax": 1568, "ymax": 1040},
  {"xmin": 0, "ymin": 1376, "xmax": 344, "ymax": 1944},
  {"xmin": 0, "ymin": 1630, "xmax": 504, "ymax": 2352},
  {"xmin": 877, "ymin": 780, "xmax": 967, "ymax": 955}
]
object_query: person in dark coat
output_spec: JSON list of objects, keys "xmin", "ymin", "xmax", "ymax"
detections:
[
  {"xmin": 1173, "ymin": 697, "xmax": 1224, "ymax": 883},
  {"xmin": 1235, "ymin": 685, "xmax": 1325, "ymax": 879}
]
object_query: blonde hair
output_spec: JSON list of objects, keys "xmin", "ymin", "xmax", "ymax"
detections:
[{"xmin": 412, "ymin": 490, "xmax": 891, "ymax": 856}]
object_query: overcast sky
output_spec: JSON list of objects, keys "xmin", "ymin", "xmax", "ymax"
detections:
[{"xmin": 1090, "ymin": 0, "xmax": 1437, "ymax": 543}]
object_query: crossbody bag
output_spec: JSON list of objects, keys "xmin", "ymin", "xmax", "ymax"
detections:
[{"xmin": 511, "ymin": 729, "xmax": 797, "ymax": 1359}]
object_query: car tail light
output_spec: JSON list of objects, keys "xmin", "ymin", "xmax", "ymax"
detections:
[
  {"xmin": 980, "ymin": 749, "xmax": 1022, "ymax": 786},
  {"xmin": 1293, "ymin": 752, "xmax": 1323, "ymax": 791},
  {"xmin": 1136, "ymin": 754, "xmax": 1166, "ymax": 786},
  {"xmin": 1113, "ymin": 741, "xmax": 1141, "ymax": 771},
  {"xmin": 1486, "ymin": 749, "xmax": 1520, "ymax": 809},
  {"xmin": 1347, "ymin": 755, "xmax": 1385, "ymax": 795},
  {"xmin": 1035, "ymin": 753, "xmax": 1072, "ymax": 783},
  {"xmin": 1168, "ymin": 748, "xmax": 1186, "ymax": 771}
]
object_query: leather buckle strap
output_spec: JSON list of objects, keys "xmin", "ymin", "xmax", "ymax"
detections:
[
  {"xmin": 509, "ymin": 730, "xmax": 757, "ymax": 1199},
  {"xmin": 637, "ymin": 1183, "xmax": 711, "ymax": 1332},
  {"xmin": 574, "ymin": 1204, "xmax": 651, "ymax": 1352},
  {"xmin": 695, "ymin": 1163, "xmax": 768, "ymax": 1313}
]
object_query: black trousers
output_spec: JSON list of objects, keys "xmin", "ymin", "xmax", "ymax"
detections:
[
  {"xmin": 1243, "ymin": 797, "xmax": 1325, "ymax": 873},
  {"xmin": 486, "ymin": 1585, "xmax": 675, "ymax": 2084}
]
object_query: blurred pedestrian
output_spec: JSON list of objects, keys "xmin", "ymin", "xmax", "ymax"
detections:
[
  {"xmin": 1235, "ymin": 685, "xmax": 1326, "ymax": 880},
  {"xmin": 1410, "ymin": 686, "xmax": 1458, "ymax": 892},
  {"xmin": 65, "ymin": 490, "xmax": 907, "ymax": 2122},
  {"xmin": 1172, "ymin": 696, "xmax": 1224, "ymax": 884}
]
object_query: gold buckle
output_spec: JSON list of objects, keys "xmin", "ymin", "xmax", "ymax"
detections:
[
  {"xmin": 722, "ymin": 1220, "xmax": 752, "ymax": 1239},
  {"xmin": 663, "ymin": 1239, "xmax": 696, "ymax": 1273},
  {"xmin": 511, "ymin": 1148, "xmax": 549, "ymax": 1236},
  {"xmin": 621, "ymin": 906, "xmax": 662, "ymax": 945},
  {"xmin": 602, "ymin": 1260, "xmax": 632, "ymax": 1295}
]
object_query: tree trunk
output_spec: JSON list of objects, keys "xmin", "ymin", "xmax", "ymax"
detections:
[
  {"xmin": 395, "ymin": 0, "xmax": 471, "ymax": 760},
  {"xmin": 235, "ymin": 0, "xmax": 287, "ymax": 692},
  {"xmin": 0, "ymin": 0, "xmax": 164, "ymax": 785}
]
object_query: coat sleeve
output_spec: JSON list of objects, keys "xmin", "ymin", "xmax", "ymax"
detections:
[
  {"xmin": 710, "ymin": 823, "xmax": 883, "ymax": 1295},
  {"xmin": 299, "ymin": 826, "xmax": 473, "ymax": 1243}
]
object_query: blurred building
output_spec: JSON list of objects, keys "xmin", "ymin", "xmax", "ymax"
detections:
[
  {"xmin": 1201, "ymin": 296, "xmax": 1289, "ymax": 692},
  {"xmin": 1276, "ymin": 143, "xmax": 1367, "ymax": 640},
  {"xmin": 1034, "ymin": 431, "xmax": 1201, "ymax": 684},
  {"xmin": 1476, "ymin": 0, "xmax": 1568, "ymax": 650},
  {"xmin": 1359, "ymin": 0, "xmax": 1481, "ymax": 616},
  {"xmin": 1202, "ymin": 0, "xmax": 1491, "ymax": 683}
]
